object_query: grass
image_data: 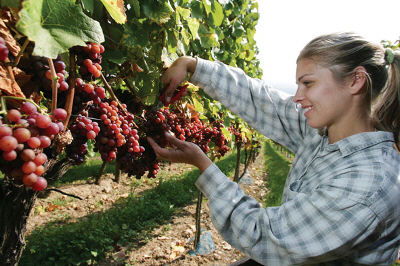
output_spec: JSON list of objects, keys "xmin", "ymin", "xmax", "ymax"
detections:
[
  {"xmin": 20, "ymin": 151, "xmax": 241, "ymax": 266},
  {"xmin": 262, "ymin": 140, "xmax": 291, "ymax": 207},
  {"xmin": 52, "ymin": 154, "xmax": 117, "ymax": 186}
]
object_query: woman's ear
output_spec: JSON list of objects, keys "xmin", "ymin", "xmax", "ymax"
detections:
[{"xmin": 350, "ymin": 66, "xmax": 368, "ymax": 95}]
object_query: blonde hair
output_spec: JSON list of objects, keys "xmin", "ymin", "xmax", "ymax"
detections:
[{"xmin": 297, "ymin": 32, "xmax": 400, "ymax": 150}]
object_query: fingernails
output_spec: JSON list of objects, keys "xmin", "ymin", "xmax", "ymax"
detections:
[{"xmin": 165, "ymin": 96, "xmax": 171, "ymax": 103}]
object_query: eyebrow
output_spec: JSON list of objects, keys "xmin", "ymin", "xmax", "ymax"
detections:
[{"xmin": 296, "ymin": 74, "xmax": 312, "ymax": 84}]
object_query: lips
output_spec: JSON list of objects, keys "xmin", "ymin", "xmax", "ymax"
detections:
[{"xmin": 303, "ymin": 105, "xmax": 313, "ymax": 116}]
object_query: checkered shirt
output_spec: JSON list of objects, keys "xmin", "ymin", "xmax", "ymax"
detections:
[{"xmin": 191, "ymin": 58, "xmax": 400, "ymax": 265}]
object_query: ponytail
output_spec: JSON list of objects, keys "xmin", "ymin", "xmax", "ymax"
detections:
[{"xmin": 372, "ymin": 49, "xmax": 400, "ymax": 150}]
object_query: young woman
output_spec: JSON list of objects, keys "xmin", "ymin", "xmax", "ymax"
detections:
[{"xmin": 147, "ymin": 32, "xmax": 400, "ymax": 265}]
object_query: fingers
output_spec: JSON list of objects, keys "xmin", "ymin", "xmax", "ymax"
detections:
[
  {"xmin": 164, "ymin": 132, "xmax": 185, "ymax": 149},
  {"xmin": 147, "ymin": 133, "xmax": 213, "ymax": 172},
  {"xmin": 146, "ymin": 136, "xmax": 162, "ymax": 157}
]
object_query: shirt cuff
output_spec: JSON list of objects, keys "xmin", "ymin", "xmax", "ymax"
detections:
[
  {"xmin": 195, "ymin": 163, "xmax": 229, "ymax": 199},
  {"xmin": 190, "ymin": 57, "xmax": 217, "ymax": 89}
]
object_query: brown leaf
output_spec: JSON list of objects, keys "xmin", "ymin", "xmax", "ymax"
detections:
[
  {"xmin": 0, "ymin": 18, "xmax": 20, "ymax": 56},
  {"xmin": 47, "ymin": 203, "xmax": 61, "ymax": 212},
  {"xmin": 0, "ymin": 63, "xmax": 25, "ymax": 98}
]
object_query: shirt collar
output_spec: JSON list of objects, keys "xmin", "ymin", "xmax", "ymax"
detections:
[{"xmin": 324, "ymin": 131, "xmax": 395, "ymax": 157}]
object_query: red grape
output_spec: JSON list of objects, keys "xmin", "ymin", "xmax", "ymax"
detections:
[
  {"xmin": 27, "ymin": 137, "xmax": 41, "ymax": 149},
  {"xmin": 22, "ymin": 161, "xmax": 36, "ymax": 174},
  {"xmin": 2, "ymin": 150, "xmax": 17, "ymax": 161},
  {"xmin": 31, "ymin": 176, "xmax": 47, "ymax": 191},
  {"xmin": 7, "ymin": 109, "xmax": 21, "ymax": 122},
  {"xmin": 0, "ymin": 43, "xmax": 9, "ymax": 61},
  {"xmin": 0, "ymin": 136, "xmax": 18, "ymax": 152},
  {"xmin": 36, "ymin": 114, "xmax": 51, "ymax": 129},
  {"xmin": 33, "ymin": 153, "xmax": 47, "ymax": 166},
  {"xmin": 20, "ymin": 149, "xmax": 36, "ymax": 161},
  {"xmin": 45, "ymin": 122, "xmax": 60, "ymax": 135},
  {"xmin": 20, "ymin": 102, "xmax": 37, "ymax": 115},
  {"xmin": 0, "ymin": 125, "xmax": 12, "ymax": 138},
  {"xmin": 13, "ymin": 128, "xmax": 31, "ymax": 143},
  {"xmin": 53, "ymin": 108, "xmax": 67, "ymax": 121},
  {"xmin": 38, "ymin": 135, "xmax": 51, "ymax": 148},
  {"xmin": 34, "ymin": 165, "xmax": 45, "ymax": 176},
  {"xmin": 23, "ymin": 173, "xmax": 38, "ymax": 186}
]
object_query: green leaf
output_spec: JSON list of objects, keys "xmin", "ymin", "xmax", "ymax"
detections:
[
  {"xmin": 81, "ymin": 0, "xmax": 95, "ymax": 15},
  {"xmin": 16, "ymin": 0, "xmax": 104, "ymax": 59},
  {"xmin": 202, "ymin": 0, "xmax": 211, "ymax": 16},
  {"xmin": 192, "ymin": 97, "xmax": 204, "ymax": 113},
  {"xmin": 186, "ymin": 17, "xmax": 199, "ymax": 40},
  {"xmin": 126, "ymin": 0, "xmax": 140, "ymax": 17},
  {"xmin": 100, "ymin": 0, "xmax": 127, "ymax": 24},
  {"xmin": 1, "ymin": 0, "xmax": 19, "ymax": 8},
  {"xmin": 221, "ymin": 127, "xmax": 231, "ymax": 142},
  {"xmin": 181, "ymin": 28, "xmax": 191, "ymax": 45},
  {"xmin": 177, "ymin": 6, "xmax": 190, "ymax": 19},
  {"xmin": 102, "ymin": 48, "xmax": 126, "ymax": 64},
  {"xmin": 142, "ymin": 0, "xmax": 173, "ymax": 24},
  {"xmin": 122, "ymin": 21, "xmax": 150, "ymax": 48},
  {"xmin": 190, "ymin": 1, "xmax": 203, "ymax": 19},
  {"xmin": 210, "ymin": 1, "xmax": 223, "ymax": 26}
]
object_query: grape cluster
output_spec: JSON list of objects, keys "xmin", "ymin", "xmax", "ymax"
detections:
[
  {"xmin": 0, "ymin": 101, "xmax": 67, "ymax": 191},
  {"xmin": 0, "ymin": 37, "xmax": 9, "ymax": 61},
  {"xmin": 90, "ymin": 100, "xmax": 143, "ymax": 162},
  {"xmin": 229, "ymin": 123, "xmax": 248, "ymax": 144},
  {"xmin": 73, "ymin": 42, "xmax": 105, "ymax": 81},
  {"xmin": 139, "ymin": 108, "xmax": 230, "ymax": 178},
  {"xmin": 16, "ymin": 53, "xmax": 69, "ymax": 101},
  {"xmin": 66, "ymin": 115, "xmax": 100, "ymax": 165}
]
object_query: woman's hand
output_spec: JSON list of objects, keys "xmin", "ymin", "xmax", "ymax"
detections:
[
  {"xmin": 147, "ymin": 132, "xmax": 213, "ymax": 173},
  {"xmin": 161, "ymin": 56, "xmax": 197, "ymax": 104}
]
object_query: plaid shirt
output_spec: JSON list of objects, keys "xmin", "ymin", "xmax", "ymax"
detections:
[{"xmin": 191, "ymin": 58, "xmax": 400, "ymax": 265}]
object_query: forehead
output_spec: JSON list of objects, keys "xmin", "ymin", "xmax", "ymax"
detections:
[{"xmin": 296, "ymin": 58, "xmax": 330, "ymax": 81}]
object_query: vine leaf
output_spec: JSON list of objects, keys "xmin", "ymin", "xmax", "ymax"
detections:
[
  {"xmin": 186, "ymin": 18, "xmax": 199, "ymax": 40},
  {"xmin": 126, "ymin": 0, "xmax": 140, "ymax": 17},
  {"xmin": 210, "ymin": 1, "xmax": 223, "ymax": 27},
  {"xmin": 122, "ymin": 21, "xmax": 149, "ymax": 48},
  {"xmin": 16, "ymin": 0, "xmax": 104, "ymax": 59},
  {"xmin": 100, "ymin": 0, "xmax": 127, "ymax": 24},
  {"xmin": 142, "ymin": 0, "xmax": 172, "ymax": 25},
  {"xmin": 0, "ymin": 0, "xmax": 19, "ymax": 8}
]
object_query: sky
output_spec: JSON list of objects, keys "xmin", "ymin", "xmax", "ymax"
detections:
[{"xmin": 254, "ymin": 0, "xmax": 400, "ymax": 95}]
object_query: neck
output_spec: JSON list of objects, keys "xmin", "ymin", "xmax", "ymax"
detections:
[{"xmin": 327, "ymin": 110, "xmax": 375, "ymax": 144}]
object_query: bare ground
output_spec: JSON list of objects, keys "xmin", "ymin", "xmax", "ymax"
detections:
[{"xmin": 26, "ymin": 152, "xmax": 268, "ymax": 266}]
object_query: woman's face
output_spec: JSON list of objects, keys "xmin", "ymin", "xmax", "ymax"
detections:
[{"xmin": 294, "ymin": 58, "xmax": 352, "ymax": 130}]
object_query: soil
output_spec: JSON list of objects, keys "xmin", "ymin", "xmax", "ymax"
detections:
[{"xmin": 26, "ymin": 152, "xmax": 269, "ymax": 266}]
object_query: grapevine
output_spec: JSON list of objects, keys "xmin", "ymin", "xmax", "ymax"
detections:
[{"xmin": 0, "ymin": 1, "xmax": 263, "ymax": 264}]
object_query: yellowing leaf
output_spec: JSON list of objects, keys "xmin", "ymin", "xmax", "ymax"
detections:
[{"xmin": 100, "ymin": 0, "xmax": 127, "ymax": 24}]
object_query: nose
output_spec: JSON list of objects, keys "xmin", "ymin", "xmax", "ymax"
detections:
[{"xmin": 293, "ymin": 86, "xmax": 304, "ymax": 104}]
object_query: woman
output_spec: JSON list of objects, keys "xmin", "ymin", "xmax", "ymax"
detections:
[{"xmin": 147, "ymin": 32, "xmax": 400, "ymax": 265}]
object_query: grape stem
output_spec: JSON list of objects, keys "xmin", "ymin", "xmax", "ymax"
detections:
[
  {"xmin": 64, "ymin": 49, "xmax": 76, "ymax": 128},
  {"xmin": 0, "ymin": 96, "xmax": 45, "ymax": 114},
  {"xmin": 13, "ymin": 38, "xmax": 30, "ymax": 66},
  {"xmin": 48, "ymin": 58, "xmax": 58, "ymax": 113},
  {"xmin": 0, "ymin": 96, "xmax": 46, "ymax": 124}
]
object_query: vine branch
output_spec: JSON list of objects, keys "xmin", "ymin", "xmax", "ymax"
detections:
[{"xmin": 47, "ymin": 58, "xmax": 57, "ymax": 113}]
